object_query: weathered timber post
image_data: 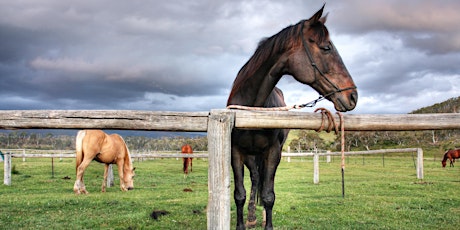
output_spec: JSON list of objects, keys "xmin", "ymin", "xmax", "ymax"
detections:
[
  {"xmin": 287, "ymin": 146, "xmax": 291, "ymax": 163},
  {"xmin": 207, "ymin": 109, "xmax": 234, "ymax": 230},
  {"xmin": 313, "ymin": 151, "xmax": 319, "ymax": 184},
  {"xmin": 4, "ymin": 152, "xmax": 11, "ymax": 185},
  {"xmin": 107, "ymin": 164, "xmax": 114, "ymax": 187},
  {"xmin": 417, "ymin": 148, "xmax": 424, "ymax": 179}
]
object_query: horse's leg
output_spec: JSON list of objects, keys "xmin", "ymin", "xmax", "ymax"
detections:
[
  {"xmin": 101, "ymin": 164, "xmax": 109, "ymax": 192},
  {"xmin": 74, "ymin": 158, "xmax": 93, "ymax": 194},
  {"xmin": 232, "ymin": 148, "xmax": 247, "ymax": 230},
  {"xmin": 261, "ymin": 147, "xmax": 281, "ymax": 230},
  {"xmin": 116, "ymin": 161, "xmax": 127, "ymax": 191},
  {"xmin": 190, "ymin": 158, "xmax": 193, "ymax": 172},
  {"xmin": 244, "ymin": 155, "xmax": 259, "ymax": 228}
]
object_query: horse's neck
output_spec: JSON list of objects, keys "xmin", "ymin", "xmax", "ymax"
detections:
[
  {"xmin": 229, "ymin": 56, "xmax": 286, "ymax": 107},
  {"xmin": 443, "ymin": 152, "xmax": 450, "ymax": 161}
]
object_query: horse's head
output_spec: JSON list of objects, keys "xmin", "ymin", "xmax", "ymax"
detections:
[
  {"xmin": 441, "ymin": 161, "xmax": 446, "ymax": 168},
  {"xmin": 124, "ymin": 167, "xmax": 135, "ymax": 190},
  {"xmin": 288, "ymin": 5, "xmax": 357, "ymax": 112}
]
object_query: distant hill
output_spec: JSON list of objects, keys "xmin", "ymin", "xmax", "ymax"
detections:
[{"xmin": 410, "ymin": 96, "xmax": 460, "ymax": 114}]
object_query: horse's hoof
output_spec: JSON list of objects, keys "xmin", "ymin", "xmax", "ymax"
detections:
[
  {"xmin": 246, "ymin": 219, "xmax": 257, "ymax": 228},
  {"xmin": 236, "ymin": 225, "xmax": 245, "ymax": 230}
]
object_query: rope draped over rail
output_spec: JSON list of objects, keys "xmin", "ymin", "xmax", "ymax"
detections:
[{"xmin": 226, "ymin": 94, "xmax": 328, "ymax": 111}]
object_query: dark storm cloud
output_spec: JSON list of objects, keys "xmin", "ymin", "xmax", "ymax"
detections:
[
  {"xmin": 330, "ymin": 0, "xmax": 460, "ymax": 54},
  {"xmin": 0, "ymin": 0, "xmax": 458, "ymax": 113}
]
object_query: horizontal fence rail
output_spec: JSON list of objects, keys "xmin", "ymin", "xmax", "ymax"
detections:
[
  {"xmin": 1, "ymin": 110, "xmax": 460, "ymax": 131},
  {"xmin": 1, "ymin": 109, "xmax": 459, "ymax": 230}
]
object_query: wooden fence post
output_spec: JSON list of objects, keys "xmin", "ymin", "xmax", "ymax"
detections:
[
  {"xmin": 207, "ymin": 109, "xmax": 234, "ymax": 230},
  {"xmin": 417, "ymin": 148, "xmax": 424, "ymax": 179},
  {"xmin": 287, "ymin": 146, "xmax": 291, "ymax": 163},
  {"xmin": 313, "ymin": 151, "xmax": 319, "ymax": 184},
  {"xmin": 4, "ymin": 152, "xmax": 11, "ymax": 185},
  {"xmin": 107, "ymin": 164, "xmax": 114, "ymax": 187}
]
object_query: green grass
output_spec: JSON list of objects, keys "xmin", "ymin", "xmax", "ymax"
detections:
[{"xmin": 0, "ymin": 153, "xmax": 459, "ymax": 229}]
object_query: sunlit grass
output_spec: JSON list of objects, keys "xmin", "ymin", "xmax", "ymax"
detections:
[{"xmin": 0, "ymin": 153, "xmax": 459, "ymax": 229}]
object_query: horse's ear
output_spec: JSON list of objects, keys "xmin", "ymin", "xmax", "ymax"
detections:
[
  {"xmin": 308, "ymin": 4, "xmax": 325, "ymax": 24},
  {"xmin": 319, "ymin": 12, "xmax": 328, "ymax": 24}
]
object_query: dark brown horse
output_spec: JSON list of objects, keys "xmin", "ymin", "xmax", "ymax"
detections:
[
  {"xmin": 442, "ymin": 148, "xmax": 460, "ymax": 167},
  {"xmin": 181, "ymin": 144, "xmax": 193, "ymax": 175},
  {"xmin": 227, "ymin": 5, "xmax": 357, "ymax": 230}
]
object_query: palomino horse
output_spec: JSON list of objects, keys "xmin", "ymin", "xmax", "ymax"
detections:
[
  {"xmin": 73, "ymin": 130, "xmax": 135, "ymax": 194},
  {"xmin": 181, "ymin": 144, "xmax": 193, "ymax": 175},
  {"xmin": 227, "ymin": 5, "xmax": 357, "ymax": 230},
  {"xmin": 442, "ymin": 148, "xmax": 460, "ymax": 167}
]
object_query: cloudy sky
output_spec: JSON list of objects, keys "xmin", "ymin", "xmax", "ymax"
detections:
[{"xmin": 0, "ymin": 0, "xmax": 458, "ymax": 114}]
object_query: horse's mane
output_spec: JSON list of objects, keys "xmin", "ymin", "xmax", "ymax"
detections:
[{"xmin": 227, "ymin": 19, "xmax": 329, "ymax": 104}]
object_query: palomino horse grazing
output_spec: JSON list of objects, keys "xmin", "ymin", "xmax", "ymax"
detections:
[
  {"xmin": 227, "ymin": 5, "xmax": 357, "ymax": 230},
  {"xmin": 442, "ymin": 148, "xmax": 460, "ymax": 167},
  {"xmin": 181, "ymin": 144, "xmax": 193, "ymax": 175},
  {"xmin": 73, "ymin": 130, "xmax": 135, "ymax": 194}
]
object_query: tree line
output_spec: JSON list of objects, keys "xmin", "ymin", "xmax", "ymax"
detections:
[{"xmin": 1, "ymin": 97, "xmax": 458, "ymax": 153}]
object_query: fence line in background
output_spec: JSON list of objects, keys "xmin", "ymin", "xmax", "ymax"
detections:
[{"xmin": 2, "ymin": 148, "xmax": 423, "ymax": 187}]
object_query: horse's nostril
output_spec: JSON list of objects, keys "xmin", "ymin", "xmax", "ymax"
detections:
[
  {"xmin": 350, "ymin": 91, "xmax": 358, "ymax": 104},
  {"xmin": 127, "ymin": 187, "xmax": 134, "ymax": 191}
]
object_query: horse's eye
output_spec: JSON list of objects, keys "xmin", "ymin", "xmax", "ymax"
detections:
[{"xmin": 321, "ymin": 45, "xmax": 331, "ymax": 52}]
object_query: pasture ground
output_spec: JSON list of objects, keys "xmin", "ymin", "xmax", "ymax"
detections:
[{"xmin": 0, "ymin": 152, "xmax": 459, "ymax": 229}]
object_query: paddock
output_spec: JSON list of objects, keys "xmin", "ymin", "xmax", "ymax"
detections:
[{"xmin": 1, "ymin": 110, "xmax": 459, "ymax": 229}]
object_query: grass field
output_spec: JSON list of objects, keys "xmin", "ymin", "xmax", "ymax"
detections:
[{"xmin": 0, "ymin": 152, "xmax": 459, "ymax": 229}]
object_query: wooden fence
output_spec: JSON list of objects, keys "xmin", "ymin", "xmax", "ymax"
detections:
[
  {"xmin": 1, "ymin": 109, "xmax": 460, "ymax": 230},
  {"xmin": 2, "ymin": 148, "xmax": 424, "ymax": 186}
]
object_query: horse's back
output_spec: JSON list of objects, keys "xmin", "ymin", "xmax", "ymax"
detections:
[
  {"xmin": 181, "ymin": 144, "xmax": 193, "ymax": 154},
  {"xmin": 81, "ymin": 130, "xmax": 106, "ymax": 152},
  {"xmin": 80, "ymin": 130, "xmax": 127, "ymax": 162}
]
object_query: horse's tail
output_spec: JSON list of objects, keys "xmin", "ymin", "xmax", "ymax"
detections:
[
  {"xmin": 75, "ymin": 130, "xmax": 86, "ymax": 172},
  {"xmin": 183, "ymin": 158, "xmax": 189, "ymax": 174}
]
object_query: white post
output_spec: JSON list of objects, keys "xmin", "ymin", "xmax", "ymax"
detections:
[
  {"xmin": 107, "ymin": 164, "xmax": 114, "ymax": 187},
  {"xmin": 313, "ymin": 151, "xmax": 319, "ymax": 184},
  {"xmin": 287, "ymin": 146, "xmax": 291, "ymax": 163},
  {"xmin": 22, "ymin": 149, "xmax": 25, "ymax": 162},
  {"xmin": 326, "ymin": 150, "xmax": 331, "ymax": 163},
  {"xmin": 207, "ymin": 110, "xmax": 234, "ymax": 230},
  {"xmin": 416, "ymin": 148, "xmax": 424, "ymax": 179},
  {"xmin": 4, "ymin": 152, "xmax": 11, "ymax": 185}
]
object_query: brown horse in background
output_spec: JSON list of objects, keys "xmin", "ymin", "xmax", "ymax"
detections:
[
  {"xmin": 181, "ymin": 144, "xmax": 193, "ymax": 175},
  {"xmin": 442, "ymin": 148, "xmax": 460, "ymax": 167},
  {"xmin": 73, "ymin": 130, "xmax": 135, "ymax": 194},
  {"xmin": 227, "ymin": 5, "xmax": 357, "ymax": 230}
]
